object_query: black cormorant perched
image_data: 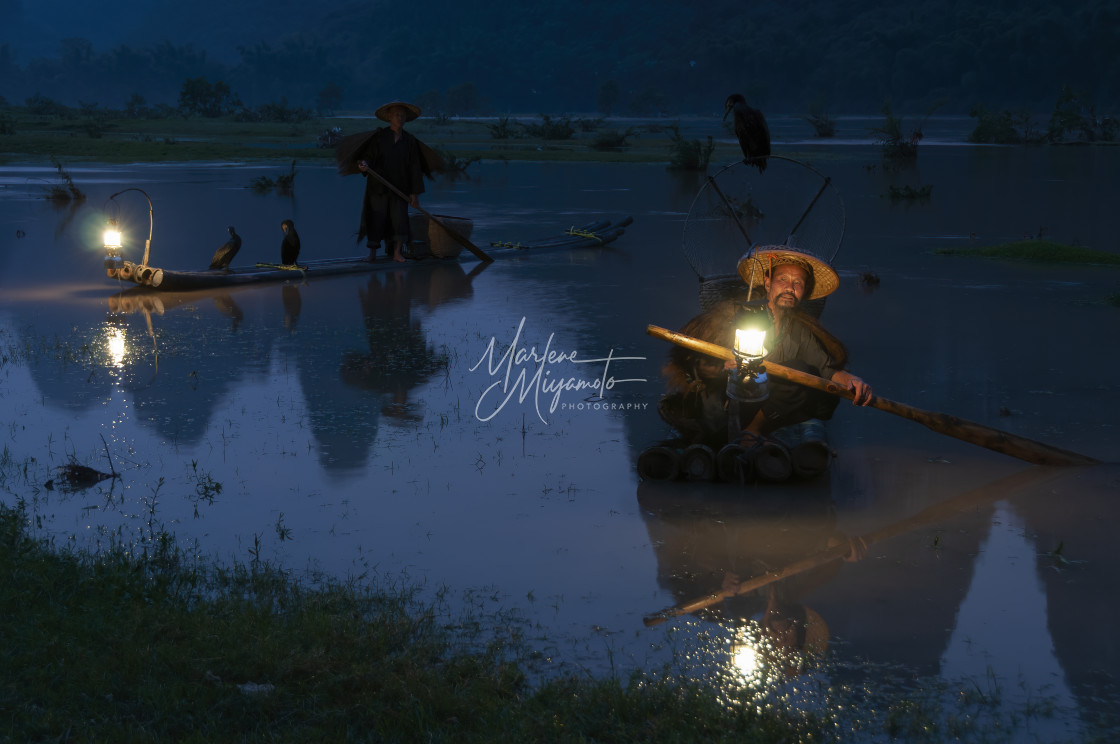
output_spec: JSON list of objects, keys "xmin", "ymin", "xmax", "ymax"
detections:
[
  {"xmin": 723, "ymin": 94, "xmax": 771, "ymax": 174},
  {"xmin": 209, "ymin": 225, "xmax": 241, "ymax": 270},
  {"xmin": 280, "ymin": 219, "xmax": 301, "ymax": 265}
]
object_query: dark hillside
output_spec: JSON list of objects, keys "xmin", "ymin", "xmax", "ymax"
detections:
[{"xmin": 0, "ymin": 0, "xmax": 1115, "ymax": 115}]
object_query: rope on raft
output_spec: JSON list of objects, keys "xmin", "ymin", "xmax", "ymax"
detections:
[
  {"xmin": 565, "ymin": 227, "xmax": 604, "ymax": 244},
  {"xmin": 489, "ymin": 241, "xmax": 527, "ymax": 249},
  {"xmin": 254, "ymin": 262, "xmax": 308, "ymax": 276}
]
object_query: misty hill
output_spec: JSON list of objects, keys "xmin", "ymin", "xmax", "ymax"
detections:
[{"xmin": 1, "ymin": 0, "xmax": 1117, "ymax": 115}]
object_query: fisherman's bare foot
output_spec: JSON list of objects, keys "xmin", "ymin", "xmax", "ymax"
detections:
[{"xmin": 393, "ymin": 252, "xmax": 406, "ymax": 263}]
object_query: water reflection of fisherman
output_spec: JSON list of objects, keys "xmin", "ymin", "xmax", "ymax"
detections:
[
  {"xmin": 338, "ymin": 268, "xmax": 449, "ymax": 419},
  {"xmin": 638, "ymin": 482, "xmax": 865, "ymax": 678},
  {"xmin": 723, "ymin": 532, "xmax": 866, "ymax": 678}
]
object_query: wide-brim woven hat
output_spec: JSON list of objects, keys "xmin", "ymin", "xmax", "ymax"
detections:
[
  {"xmin": 375, "ymin": 101, "xmax": 421, "ymax": 122},
  {"xmin": 737, "ymin": 245, "xmax": 840, "ymax": 301}
]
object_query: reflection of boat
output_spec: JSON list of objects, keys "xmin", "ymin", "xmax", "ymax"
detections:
[
  {"xmin": 640, "ymin": 464, "xmax": 1073, "ymax": 628},
  {"xmin": 104, "ymin": 217, "xmax": 633, "ymax": 292}
]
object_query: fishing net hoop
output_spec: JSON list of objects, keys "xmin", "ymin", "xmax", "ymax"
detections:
[{"xmin": 682, "ymin": 155, "xmax": 846, "ymax": 310}]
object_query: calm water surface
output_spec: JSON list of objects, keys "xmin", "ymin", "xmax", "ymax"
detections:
[{"xmin": 2, "ymin": 136, "xmax": 1119, "ymax": 740}]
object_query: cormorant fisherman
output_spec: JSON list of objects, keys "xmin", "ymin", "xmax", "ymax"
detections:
[
  {"xmin": 355, "ymin": 101, "xmax": 427, "ymax": 264},
  {"xmin": 659, "ymin": 246, "xmax": 872, "ymax": 449}
]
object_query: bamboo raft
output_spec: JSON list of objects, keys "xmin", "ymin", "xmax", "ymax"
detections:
[{"xmin": 105, "ymin": 217, "xmax": 632, "ymax": 292}]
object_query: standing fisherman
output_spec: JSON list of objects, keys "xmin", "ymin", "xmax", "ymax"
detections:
[{"xmin": 355, "ymin": 101, "xmax": 426, "ymax": 263}]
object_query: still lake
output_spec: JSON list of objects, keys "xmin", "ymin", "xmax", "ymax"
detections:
[{"xmin": 2, "ymin": 128, "xmax": 1119, "ymax": 739}]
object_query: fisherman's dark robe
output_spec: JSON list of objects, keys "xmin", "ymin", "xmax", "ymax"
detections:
[{"xmin": 357, "ymin": 127, "xmax": 426, "ymax": 250}]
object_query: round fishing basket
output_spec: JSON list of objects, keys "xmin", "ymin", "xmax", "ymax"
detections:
[
  {"xmin": 408, "ymin": 213, "xmax": 473, "ymax": 259},
  {"xmin": 683, "ymin": 155, "xmax": 845, "ymax": 315}
]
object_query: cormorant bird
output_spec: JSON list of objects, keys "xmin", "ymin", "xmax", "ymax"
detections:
[
  {"xmin": 280, "ymin": 219, "xmax": 301, "ymax": 265},
  {"xmin": 209, "ymin": 225, "xmax": 241, "ymax": 270},
  {"xmin": 723, "ymin": 94, "xmax": 771, "ymax": 174}
]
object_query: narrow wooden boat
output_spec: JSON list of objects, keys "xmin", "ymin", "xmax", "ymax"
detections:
[{"xmin": 105, "ymin": 217, "xmax": 632, "ymax": 292}]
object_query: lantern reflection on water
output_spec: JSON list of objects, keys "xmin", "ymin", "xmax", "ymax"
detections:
[{"xmin": 104, "ymin": 322, "xmax": 128, "ymax": 369}]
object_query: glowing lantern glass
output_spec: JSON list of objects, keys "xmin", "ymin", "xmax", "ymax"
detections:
[
  {"xmin": 727, "ymin": 314, "xmax": 770, "ymax": 403},
  {"xmin": 104, "ymin": 219, "xmax": 124, "ymax": 271}
]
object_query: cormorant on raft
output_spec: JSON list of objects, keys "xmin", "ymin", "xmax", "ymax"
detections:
[
  {"xmin": 280, "ymin": 219, "xmax": 301, "ymax": 265},
  {"xmin": 210, "ymin": 225, "xmax": 241, "ymax": 270},
  {"xmin": 724, "ymin": 93, "xmax": 771, "ymax": 174}
]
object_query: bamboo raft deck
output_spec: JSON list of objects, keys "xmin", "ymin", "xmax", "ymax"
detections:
[{"xmin": 105, "ymin": 217, "xmax": 632, "ymax": 292}]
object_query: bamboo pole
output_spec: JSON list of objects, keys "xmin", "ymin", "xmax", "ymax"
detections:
[{"xmin": 646, "ymin": 324, "xmax": 1100, "ymax": 467}]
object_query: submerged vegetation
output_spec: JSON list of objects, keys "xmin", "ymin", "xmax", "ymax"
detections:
[
  {"xmin": 885, "ymin": 184, "xmax": 933, "ymax": 202},
  {"xmin": 43, "ymin": 157, "xmax": 86, "ymax": 204},
  {"xmin": 591, "ymin": 127, "xmax": 639, "ymax": 151},
  {"xmin": 969, "ymin": 86, "xmax": 1119, "ymax": 145},
  {"xmin": 803, "ymin": 100, "xmax": 836, "ymax": 137},
  {"xmin": 665, "ymin": 124, "xmax": 715, "ymax": 171},
  {"xmin": 521, "ymin": 114, "xmax": 576, "ymax": 140},
  {"xmin": 870, "ymin": 99, "xmax": 943, "ymax": 162},
  {"xmin": 249, "ymin": 160, "xmax": 297, "ymax": 194},
  {"xmin": 433, "ymin": 146, "xmax": 481, "ymax": 175},
  {"xmin": 933, "ymin": 239, "xmax": 1120, "ymax": 265},
  {"xmin": 967, "ymin": 105, "xmax": 1042, "ymax": 144}
]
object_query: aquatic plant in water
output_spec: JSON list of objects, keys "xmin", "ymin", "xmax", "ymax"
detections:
[
  {"xmin": 249, "ymin": 160, "xmax": 297, "ymax": 195},
  {"xmin": 885, "ymin": 184, "xmax": 933, "ymax": 202},
  {"xmin": 665, "ymin": 125, "xmax": 715, "ymax": 171},
  {"xmin": 591, "ymin": 127, "xmax": 639, "ymax": 151},
  {"xmin": 934, "ymin": 240, "xmax": 1120, "ymax": 265},
  {"xmin": 44, "ymin": 157, "xmax": 85, "ymax": 204}
]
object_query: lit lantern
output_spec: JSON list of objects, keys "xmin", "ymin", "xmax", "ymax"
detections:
[
  {"xmin": 103, "ymin": 188, "xmax": 154, "ymax": 271},
  {"xmin": 734, "ymin": 327, "xmax": 767, "ymax": 359},
  {"xmin": 727, "ymin": 308, "xmax": 770, "ymax": 403},
  {"xmin": 104, "ymin": 219, "xmax": 124, "ymax": 271}
]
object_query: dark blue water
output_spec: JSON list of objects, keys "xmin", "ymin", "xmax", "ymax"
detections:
[{"xmin": 2, "ymin": 140, "xmax": 1119, "ymax": 740}]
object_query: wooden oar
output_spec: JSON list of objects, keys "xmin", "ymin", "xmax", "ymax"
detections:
[
  {"xmin": 365, "ymin": 169, "xmax": 493, "ymax": 263},
  {"xmin": 646, "ymin": 324, "xmax": 1100, "ymax": 467},
  {"xmin": 643, "ymin": 463, "xmax": 1079, "ymax": 626}
]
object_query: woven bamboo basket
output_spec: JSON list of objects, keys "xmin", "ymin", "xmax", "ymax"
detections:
[{"xmin": 408, "ymin": 213, "xmax": 473, "ymax": 259}]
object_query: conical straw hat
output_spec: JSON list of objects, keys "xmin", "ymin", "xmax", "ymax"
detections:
[{"xmin": 737, "ymin": 245, "xmax": 839, "ymax": 300}]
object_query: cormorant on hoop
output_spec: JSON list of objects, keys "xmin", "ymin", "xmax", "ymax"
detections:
[{"xmin": 723, "ymin": 93, "xmax": 771, "ymax": 174}]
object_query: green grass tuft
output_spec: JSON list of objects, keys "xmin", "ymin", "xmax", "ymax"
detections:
[{"xmin": 933, "ymin": 239, "xmax": 1120, "ymax": 265}]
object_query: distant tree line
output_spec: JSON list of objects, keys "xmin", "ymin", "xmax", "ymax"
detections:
[{"xmin": 0, "ymin": 0, "xmax": 1116, "ymax": 117}]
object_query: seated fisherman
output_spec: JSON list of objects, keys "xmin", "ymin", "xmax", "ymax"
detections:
[{"xmin": 659, "ymin": 246, "xmax": 872, "ymax": 448}]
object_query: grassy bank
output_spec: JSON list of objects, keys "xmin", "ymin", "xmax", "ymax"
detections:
[
  {"xmin": 0, "ymin": 503, "xmax": 803, "ymax": 742},
  {"xmin": 0, "ymin": 110, "xmax": 738, "ymax": 167}
]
